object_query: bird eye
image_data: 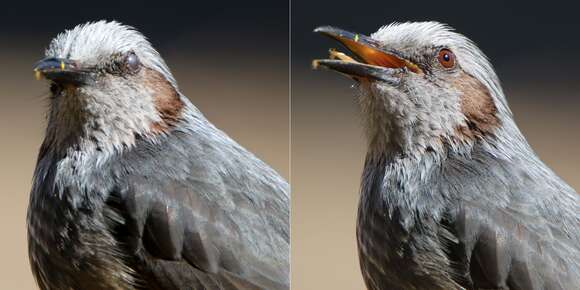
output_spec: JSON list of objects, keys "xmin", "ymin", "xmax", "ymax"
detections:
[
  {"xmin": 437, "ymin": 49, "xmax": 455, "ymax": 69},
  {"xmin": 124, "ymin": 52, "xmax": 141, "ymax": 72}
]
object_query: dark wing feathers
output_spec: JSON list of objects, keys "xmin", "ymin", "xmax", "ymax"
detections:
[
  {"xmin": 451, "ymin": 204, "xmax": 574, "ymax": 290},
  {"xmin": 443, "ymin": 153, "xmax": 580, "ymax": 290},
  {"xmin": 109, "ymin": 128, "xmax": 289, "ymax": 289}
]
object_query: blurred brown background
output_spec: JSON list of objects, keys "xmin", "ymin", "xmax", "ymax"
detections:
[
  {"xmin": 291, "ymin": 1, "xmax": 580, "ymax": 289},
  {"xmin": 0, "ymin": 1, "xmax": 288, "ymax": 289}
]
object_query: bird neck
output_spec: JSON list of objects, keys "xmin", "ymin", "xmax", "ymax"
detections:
[
  {"xmin": 363, "ymin": 110, "xmax": 527, "ymax": 165},
  {"xmin": 364, "ymin": 124, "xmax": 449, "ymax": 162},
  {"xmin": 361, "ymin": 148, "xmax": 450, "ymax": 233},
  {"xmin": 360, "ymin": 97, "xmax": 455, "ymax": 160},
  {"xmin": 38, "ymin": 95, "xmax": 159, "ymax": 201},
  {"xmin": 362, "ymin": 118, "xmax": 535, "ymax": 218}
]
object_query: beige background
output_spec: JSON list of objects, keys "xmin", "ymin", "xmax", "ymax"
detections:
[
  {"xmin": 290, "ymin": 65, "xmax": 580, "ymax": 289},
  {"xmin": 0, "ymin": 40, "xmax": 289, "ymax": 289}
]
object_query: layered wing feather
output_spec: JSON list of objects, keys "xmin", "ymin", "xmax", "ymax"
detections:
[
  {"xmin": 443, "ymin": 151, "xmax": 580, "ymax": 290},
  {"xmin": 107, "ymin": 121, "xmax": 289, "ymax": 290}
]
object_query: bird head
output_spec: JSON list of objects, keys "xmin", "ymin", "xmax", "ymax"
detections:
[
  {"xmin": 35, "ymin": 21, "xmax": 185, "ymax": 150},
  {"xmin": 314, "ymin": 22, "xmax": 512, "ymax": 157}
]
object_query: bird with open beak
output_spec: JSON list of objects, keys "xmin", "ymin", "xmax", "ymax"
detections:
[
  {"xmin": 313, "ymin": 22, "xmax": 580, "ymax": 290},
  {"xmin": 27, "ymin": 21, "xmax": 289, "ymax": 290}
]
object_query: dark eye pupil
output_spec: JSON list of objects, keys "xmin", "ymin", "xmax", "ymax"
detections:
[{"xmin": 443, "ymin": 54, "xmax": 450, "ymax": 61}]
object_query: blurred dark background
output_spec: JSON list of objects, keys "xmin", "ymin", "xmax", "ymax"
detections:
[
  {"xmin": 291, "ymin": 1, "xmax": 580, "ymax": 289},
  {"xmin": 0, "ymin": 2, "xmax": 288, "ymax": 289}
]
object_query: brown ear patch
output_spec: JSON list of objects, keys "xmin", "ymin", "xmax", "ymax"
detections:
[
  {"xmin": 143, "ymin": 68, "xmax": 184, "ymax": 134},
  {"xmin": 453, "ymin": 72, "xmax": 499, "ymax": 140}
]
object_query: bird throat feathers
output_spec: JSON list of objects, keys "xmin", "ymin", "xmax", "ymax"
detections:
[
  {"xmin": 364, "ymin": 71, "xmax": 501, "ymax": 159},
  {"xmin": 45, "ymin": 67, "xmax": 185, "ymax": 159}
]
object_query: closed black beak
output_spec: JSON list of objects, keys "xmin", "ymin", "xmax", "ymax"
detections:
[{"xmin": 33, "ymin": 57, "xmax": 89, "ymax": 84}]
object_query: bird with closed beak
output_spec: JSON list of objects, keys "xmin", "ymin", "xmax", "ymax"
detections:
[
  {"xmin": 27, "ymin": 21, "xmax": 289, "ymax": 290},
  {"xmin": 314, "ymin": 22, "xmax": 580, "ymax": 290}
]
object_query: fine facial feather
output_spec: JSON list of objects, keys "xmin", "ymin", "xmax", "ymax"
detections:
[
  {"xmin": 28, "ymin": 21, "xmax": 289, "ymax": 290},
  {"xmin": 142, "ymin": 67, "xmax": 185, "ymax": 133},
  {"xmin": 46, "ymin": 21, "xmax": 176, "ymax": 86},
  {"xmin": 361, "ymin": 22, "xmax": 507, "ymax": 153},
  {"xmin": 453, "ymin": 71, "xmax": 499, "ymax": 141}
]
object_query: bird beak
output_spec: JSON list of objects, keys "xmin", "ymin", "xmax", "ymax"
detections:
[
  {"xmin": 33, "ymin": 57, "xmax": 90, "ymax": 84},
  {"xmin": 312, "ymin": 26, "xmax": 422, "ymax": 83}
]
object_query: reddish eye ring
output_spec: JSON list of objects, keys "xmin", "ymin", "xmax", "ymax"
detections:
[{"xmin": 437, "ymin": 49, "xmax": 455, "ymax": 69}]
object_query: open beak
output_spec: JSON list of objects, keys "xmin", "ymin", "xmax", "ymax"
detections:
[
  {"xmin": 33, "ymin": 57, "xmax": 89, "ymax": 84},
  {"xmin": 312, "ymin": 26, "xmax": 421, "ymax": 83}
]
